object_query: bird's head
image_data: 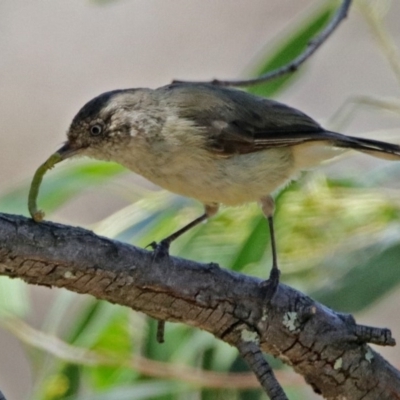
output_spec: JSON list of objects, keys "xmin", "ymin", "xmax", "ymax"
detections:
[
  {"xmin": 58, "ymin": 89, "xmax": 150, "ymax": 162},
  {"xmin": 28, "ymin": 88, "xmax": 154, "ymax": 221}
]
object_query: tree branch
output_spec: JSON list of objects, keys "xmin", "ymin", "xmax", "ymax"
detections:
[
  {"xmin": 238, "ymin": 336, "xmax": 288, "ymax": 399},
  {"xmin": 173, "ymin": 0, "xmax": 352, "ymax": 88},
  {"xmin": 0, "ymin": 212, "xmax": 399, "ymax": 398}
]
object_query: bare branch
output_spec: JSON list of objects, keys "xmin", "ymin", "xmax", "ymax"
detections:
[
  {"xmin": 353, "ymin": 324, "xmax": 395, "ymax": 347},
  {"xmin": 173, "ymin": 0, "xmax": 352, "ymax": 87},
  {"xmin": 3, "ymin": 317, "xmax": 260, "ymax": 389},
  {"xmin": 0, "ymin": 212, "xmax": 399, "ymax": 398},
  {"xmin": 237, "ymin": 334, "xmax": 288, "ymax": 399}
]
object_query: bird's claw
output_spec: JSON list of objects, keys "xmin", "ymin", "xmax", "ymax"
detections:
[
  {"xmin": 259, "ymin": 267, "xmax": 280, "ymax": 302},
  {"xmin": 148, "ymin": 239, "xmax": 171, "ymax": 262}
]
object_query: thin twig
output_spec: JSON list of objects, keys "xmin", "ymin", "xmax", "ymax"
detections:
[
  {"xmin": 357, "ymin": 1, "xmax": 400, "ymax": 86},
  {"xmin": 237, "ymin": 337, "xmax": 288, "ymax": 400},
  {"xmin": 3, "ymin": 317, "xmax": 303, "ymax": 390},
  {"xmin": 156, "ymin": 320, "xmax": 165, "ymax": 343},
  {"xmin": 174, "ymin": 0, "xmax": 352, "ymax": 87},
  {"xmin": 327, "ymin": 95, "xmax": 400, "ymax": 130}
]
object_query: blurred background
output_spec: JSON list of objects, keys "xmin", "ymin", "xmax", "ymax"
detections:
[{"xmin": 1, "ymin": 0, "xmax": 400, "ymax": 399}]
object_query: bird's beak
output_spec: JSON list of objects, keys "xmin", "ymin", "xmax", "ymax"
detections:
[{"xmin": 55, "ymin": 142, "xmax": 80, "ymax": 160}]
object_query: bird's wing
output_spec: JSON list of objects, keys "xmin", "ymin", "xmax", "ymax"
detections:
[
  {"xmin": 204, "ymin": 118, "xmax": 334, "ymax": 156},
  {"xmin": 161, "ymin": 83, "xmax": 400, "ymax": 160},
  {"xmin": 162, "ymin": 83, "xmax": 331, "ymax": 156}
]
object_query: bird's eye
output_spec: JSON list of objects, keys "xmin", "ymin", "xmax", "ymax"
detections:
[{"xmin": 90, "ymin": 124, "xmax": 103, "ymax": 136}]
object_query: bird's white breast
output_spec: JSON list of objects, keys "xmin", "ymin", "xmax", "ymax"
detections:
[{"xmin": 90, "ymin": 114, "xmax": 306, "ymax": 206}]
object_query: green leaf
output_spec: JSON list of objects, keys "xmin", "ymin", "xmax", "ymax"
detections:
[
  {"xmin": 0, "ymin": 160, "xmax": 125, "ymax": 216},
  {"xmin": 94, "ymin": 193, "xmax": 192, "ymax": 245},
  {"xmin": 66, "ymin": 300, "xmax": 129, "ymax": 348},
  {"xmin": 248, "ymin": 3, "xmax": 336, "ymax": 97},
  {"xmin": 311, "ymin": 239, "xmax": 400, "ymax": 312},
  {"xmin": 0, "ymin": 277, "xmax": 29, "ymax": 317},
  {"xmin": 230, "ymin": 215, "xmax": 268, "ymax": 272}
]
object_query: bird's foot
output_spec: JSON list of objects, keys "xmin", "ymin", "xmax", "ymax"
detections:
[
  {"xmin": 259, "ymin": 266, "xmax": 280, "ymax": 302},
  {"xmin": 148, "ymin": 239, "xmax": 171, "ymax": 262}
]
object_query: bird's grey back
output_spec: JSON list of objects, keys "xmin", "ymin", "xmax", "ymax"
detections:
[{"xmin": 156, "ymin": 83, "xmax": 323, "ymax": 134}]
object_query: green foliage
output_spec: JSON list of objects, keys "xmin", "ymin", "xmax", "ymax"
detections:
[
  {"xmin": 248, "ymin": 2, "xmax": 336, "ymax": 97},
  {"xmin": 0, "ymin": 161, "xmax": 125, "ymax": 216},
  {"xmin": 1, "ymin": 2, "xmax": 400, "ymax": 400},
  {"xmin": 0, "ymin": 277, "xmax": 29, "ymax": 318}
]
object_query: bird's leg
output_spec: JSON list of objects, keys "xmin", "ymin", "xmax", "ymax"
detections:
[
  {"xmin": 150, "ymin": 203, "xmax": 219, "ymax": 259},
  {"xmin": 259, "ymin": 196, "xmax": 280, "ymax": 298},
  {"xmin": 150, "ymin": 203, "xmax": 219, "ymax": 343}
]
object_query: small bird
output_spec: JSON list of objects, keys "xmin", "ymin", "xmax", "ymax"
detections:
[{"xmin": 34, "ymin": 82, "xmax": 400, "ymax": 289}]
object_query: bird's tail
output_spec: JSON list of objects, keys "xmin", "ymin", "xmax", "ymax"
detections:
[{"xmin": 331, "ymin": 133, "xmax": 400, "ymax": 161}]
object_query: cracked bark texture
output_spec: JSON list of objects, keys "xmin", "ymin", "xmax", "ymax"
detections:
[{"xmin": 0, "ymin": 212, "xmax": 400, "ymax": 399}]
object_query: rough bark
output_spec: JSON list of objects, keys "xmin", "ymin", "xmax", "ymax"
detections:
[{"xmin": 0, "ymin": 212, "xmax": 399, "ymax": 399}]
